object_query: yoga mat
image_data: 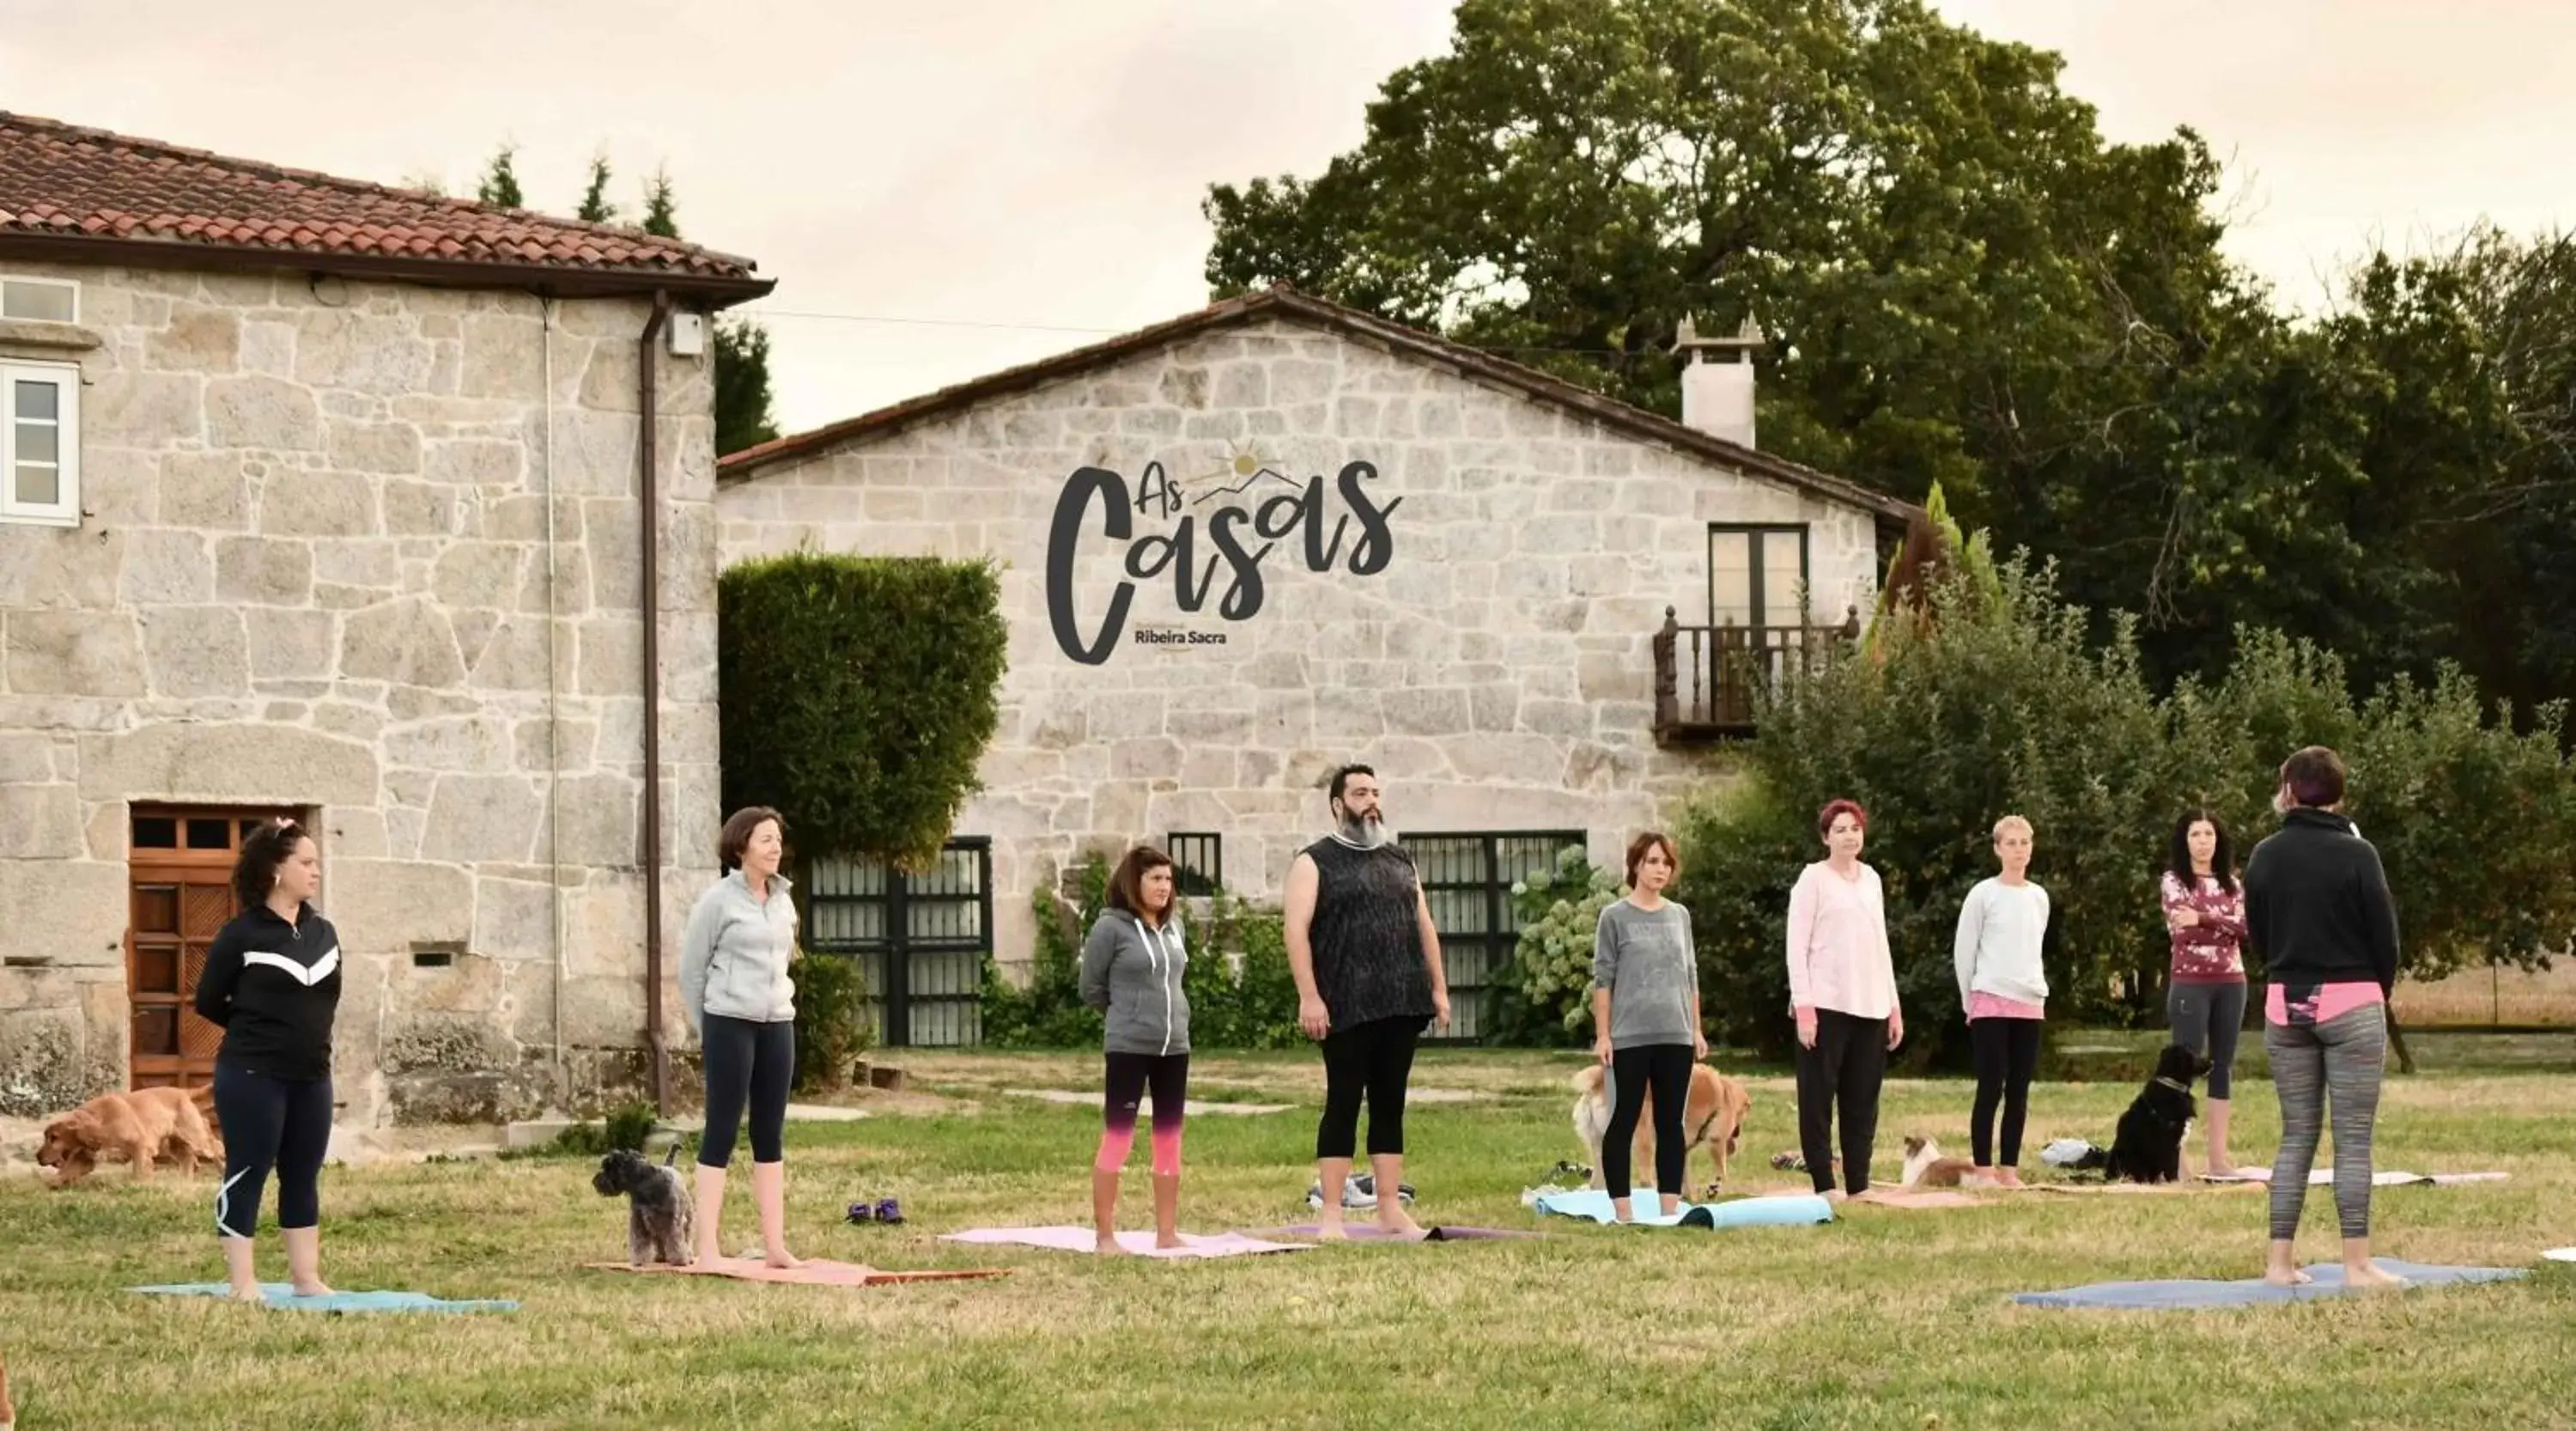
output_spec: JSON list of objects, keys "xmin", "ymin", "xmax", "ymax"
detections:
[
  {"xmin": 1856, "ymin": 1189, "xmax": 1990, "ymax": 1209},
  {"xmin": 586, "ymin": 1257, "xmax": 1008, "ymax": 1286},
  {"xmin": 2542, "ymin": 1247, "xmax": 2576, "ymax": 1264},
  {"xmin": 1252, "ymin": 1224, "xmax": 1538, "ymax": 1242},
  {"xmin": 2014, "ymin": 1260, "xmax": 2527, "ymax": 1310},
  {"xmin": 131, "ymin": 1282, "xmax": 517, "ymax": 1313},
  {"xmin": 2199, "ymin": 1169, "xmax": 2510, "ymax": 1187},
  {"xmin": 1531, "ymin": 1188, "xmax": 1833, "ymax": 1228},
  {"xmin": 938, "ymin": 1227, "xmax": 1313, "ymax": 1258}
]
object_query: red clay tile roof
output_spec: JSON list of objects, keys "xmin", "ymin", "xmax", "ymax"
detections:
[
  {"xmin": 719, "ymin": 287, "xmax": 1916, "ymax": 528},
  {"xmin": 0, "ymin": 112, "xmax": 767, "ymax": 300}
]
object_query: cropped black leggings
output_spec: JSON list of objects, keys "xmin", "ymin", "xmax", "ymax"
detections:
[
  {"xmin": 1315, "ymin": 1016, "xmax": 1421, "ymax": 1160},
  {"xmin": 212, "ymin": 1060, "xmax": 331, "ymax": 1239},
  {"xmin": 700, "ymin": 1014, "xmax": 794, "ymax": 1168}
]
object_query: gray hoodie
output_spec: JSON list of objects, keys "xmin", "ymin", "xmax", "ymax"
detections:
[
  {"xmin": 1078, "ymin": 909, "xmax": 1189, "ymax": 1057},
  {"xmin": 679, "ymin": 869, "xmax": 799, "ymax": 1034}
]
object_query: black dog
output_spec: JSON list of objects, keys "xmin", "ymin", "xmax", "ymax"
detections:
[
  {"xmin": 593, "ymin": 1148, "xmax": 694, "ymax": 1266},
  {"xmin": 2102, "ymin": 1043, "xmax": 2215, "ymax": 1184}
]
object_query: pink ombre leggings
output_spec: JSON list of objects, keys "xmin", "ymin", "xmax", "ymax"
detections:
[{"xmin": 1097, "ymin": 1051, "xmax": 1188, "ymax": 1177}]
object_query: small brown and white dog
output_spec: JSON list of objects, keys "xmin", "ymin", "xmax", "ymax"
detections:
[
  {"xmin": 1899, "ymin": 1136, "xmax": 1985, "ymax": 1189},
  {"xmin": 1571, "ymin": 1063, "xmax": 1753, "ymax": 1193},
  {"xmin": 36, "ymin": 1086, "xmax": 225, "ymax": 1187}
]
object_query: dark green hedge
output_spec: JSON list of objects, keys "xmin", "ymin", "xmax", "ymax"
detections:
[{"xmin": 718, "ymin": 551, "xmax": 1007, "ymax": 868}]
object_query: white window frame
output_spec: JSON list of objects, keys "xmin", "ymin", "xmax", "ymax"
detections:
[
  {"xmin": 0, "ymin": 276, "xmax": 81, "ymax": 324},
  {"xmin": 1, "ymin": 361, "xmax": 81, "ymax": 528}
]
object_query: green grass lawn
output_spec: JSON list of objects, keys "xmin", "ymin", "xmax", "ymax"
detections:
[{"xmin": 4, "ymin": 1042, "xmax": 2573, "ymax": 1430}]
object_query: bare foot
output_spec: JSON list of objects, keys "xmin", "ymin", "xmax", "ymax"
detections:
[
  {"xmin": 228, "ymin": 1282, "xmax": 266, "ymax": 1303},
  {"xmin": 2344, "ymin": 1263, "xmax": 2411, "ymax": 1292},
  {"xmin": 1822, "ymin": 1189, "xmax": 1848, "ymax": 1204},
  {"xmin": 2263, "ymin": 1265, "xmax": 2315, "ymax": 1287},
  {"xmin": 289, "ymin": 1279, "xmax": 332, "ymax": 1298},
  {"xmin": 1094, "ymin": 1235, "xmax": 1130, "ymax": 1256},
  {"xmin": 1314, "ymin": 1218, "xmax": 1347, "ymax": 1242},
  {"xmin": 1154, "ymin": 1233, "xmax": 1185, "ymax": 1251},
  {"xmin": 1376, "ymin": 1210, "xmax": 1425, "ymax": 1239},
  {"xmin": 763, "ymin": 1249, "xmax": 804, "ymax": 1271},
  {"xmin": 1996, "ymin": 1169, "xmax": 2026, "ymax": 1189}
]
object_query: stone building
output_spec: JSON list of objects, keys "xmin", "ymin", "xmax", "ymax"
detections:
[
  {"xmin": 717, "ymin": 289, "xmax": 1914, "ymax": 1044},
  {"xmin": 0, "ymin": 113, "xmax": 769, "ymax": 1123}
]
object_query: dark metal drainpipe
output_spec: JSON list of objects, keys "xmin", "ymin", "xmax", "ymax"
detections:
[{"xmin": 639, "ymin": 289, "xmax": 671, "ymax": 1114}]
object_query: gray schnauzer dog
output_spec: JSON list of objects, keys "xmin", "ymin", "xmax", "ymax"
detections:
[{"xmin": 593, "ymin": 1147, "xmax": 694, "ymax": 1266}]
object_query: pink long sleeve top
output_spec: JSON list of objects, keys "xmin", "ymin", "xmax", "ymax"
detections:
[{"xmin": 1786, "ymin": 860, "xmax": 1900, "ymax": 1020}]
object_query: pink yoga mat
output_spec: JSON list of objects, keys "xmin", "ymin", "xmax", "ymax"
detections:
[
  {"xmin": 939, "ymin": 1227, "xmax": 1314, "ymax": 1257},
  {"xmin": 586, "ymin": 1257, "xmax": 1009, "ymax": 1286},
  {"xmin": 1252, "ymin": 1224, "xmax": 1537, "ymax": 1241}
]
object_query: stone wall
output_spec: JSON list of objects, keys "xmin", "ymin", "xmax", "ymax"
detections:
[
  {"xmin": 717, "ymin": 314, "xmax": 1880, "ymax": 968},
  {"xmin": 0, "ymin": 262, "xmax": 719, "ymax": 1123}
]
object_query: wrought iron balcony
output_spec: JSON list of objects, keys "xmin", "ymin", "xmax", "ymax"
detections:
[{"xmin": 1651, "ymin": 606, "xmax": 1862, "ymax": 743}]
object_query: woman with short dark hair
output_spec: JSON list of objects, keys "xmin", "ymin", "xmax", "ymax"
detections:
[
  {"xmin": 1785, "ymin": 799, "xmax": 1902, "ymax": 1200},
  {"xmin": 680, "ymin": 806, "xmax": 801, "ymax": 1268},
  {"xmin": 1589, "ymin": 831, "xmax": 1704, "ymax": 1221},
  {"xmin": 196, "ymin": 818, "xmax": 343, "ymax": 1301},
  {"xmin": 2244, "ymin": 746, "xmax": 2405, "ymax": 1289},
  {"xmin": 1078, "ymin": 844, "xmax": 1192, "ymax": 1252}
]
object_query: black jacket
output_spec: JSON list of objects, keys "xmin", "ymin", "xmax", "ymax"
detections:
[
  {"xmin": 2242, "ymin": 808, "xmax": 2401, "ymax": 995},
  {"xmin": 193, "ymin": 902, "xmax": 343, "ymax": 1081}
]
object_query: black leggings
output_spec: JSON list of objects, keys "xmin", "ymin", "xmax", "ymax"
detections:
[
  {"xmin": 1795, "ymin": 1010, "xmax": 1887, "ymax": 1195},
  {"xmin": 212, "ymin": 1061, "xmax": 331, "ymax": 1239},
  {"xmin": 1969, "ymin": 1017, "xmax": 2044, "ymax": 1168},
  {"xmin": 700, "ymin": 1014, "xmax": 793, "ymax": 1168},
  {"xmin": 1315, "ymin": 1016, "xmax": 1422, "ymax": 1160},
  {"xmin": 1601, "ymin": 1043, "xmax": 1694, "ymax": 1198}
]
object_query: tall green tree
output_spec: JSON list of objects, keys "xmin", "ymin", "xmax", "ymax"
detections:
[
  {"xmin": 477, "ymin": 143, "xmax": 525, "ymax": 209},
  {"xmin": 640, "ymin": 166, "xmax": 680, "ymax": 239},
  {"xmin": 577, "ymin": 151, "xmax": 617, "ymax": 223},
  {"xmin": 714, "ymin": 318, "xmax": 781, "ymax": 455}
]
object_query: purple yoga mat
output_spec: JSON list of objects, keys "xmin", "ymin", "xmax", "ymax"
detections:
[
  {"xmin": 1253, "ymin": 1224, "xmax": 1537, "ymax": 1242},
  {"xmin": 939, "ymin": 1226, "xmax": 1315, "ymax": 1258}
]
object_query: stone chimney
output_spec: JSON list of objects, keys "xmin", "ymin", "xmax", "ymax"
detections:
[{"xmin": 1674, "ymin": 314, "xmax": 1764, "ymax": 449}]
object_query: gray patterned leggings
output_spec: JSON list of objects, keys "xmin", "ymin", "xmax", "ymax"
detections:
[{"xmin": 2264, "ymin": 1004, "xmax": 2387, "ymax": 1239}]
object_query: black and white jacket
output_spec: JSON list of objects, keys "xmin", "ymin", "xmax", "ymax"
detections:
[{"xmin": 193, "ymin": 902, "xmax": 343, "ymax": 1081}]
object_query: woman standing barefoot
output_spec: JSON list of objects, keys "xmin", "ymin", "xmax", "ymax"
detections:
[
  {"xmin": 2244, "ymin": 748, "xmax": 2406, "ymax": 1291},
  {"xmin": 196, "ymin": 819, "xmax": 343, "ymax": 1301},
  {"xmin": 1079, "ymin": 846, "xmax": 1193, "ymax": 1253},
  {"xmin": 1589, "ymin": 833, "xmax": 1705, "ymax": 1222},
  {"xmin": 2162, "ymin": 809, "xmax": 2249, "ymax": 1176},
  {"xmin": 680, "ymin": 807, "xmax": 803, "ymax": 1270},
  {"xmin": 1954, "ymin": 816, "xmax": 2049, "ymax": 1189},
  {"xmin": 1786, "ymin": 800, "xmax": 1903, "ymax": 1202}
]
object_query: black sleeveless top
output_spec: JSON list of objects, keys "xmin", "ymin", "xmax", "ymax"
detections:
[{"xmin": 1304, "ymin": 838, "xmax": 1434, "ymax": 1027}]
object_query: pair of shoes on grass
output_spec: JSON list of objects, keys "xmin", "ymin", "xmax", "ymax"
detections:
[{"xmin": 845, "ymin": 1197, "xmax": 905, "ymax": 1225}]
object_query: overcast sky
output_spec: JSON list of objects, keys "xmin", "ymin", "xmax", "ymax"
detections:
[{"xmin": 3, "ymin": 1, "xmax": 2568, "ymax": 434}]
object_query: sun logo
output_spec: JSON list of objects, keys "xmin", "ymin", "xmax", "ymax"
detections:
[{"xmin": 1187, "ymin": 441, "xmax": 1291, "ymax": 503}]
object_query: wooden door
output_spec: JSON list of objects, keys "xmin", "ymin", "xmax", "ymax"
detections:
[{"xmin": 126, "ymin": 806, "xmax": 297, "ymax": 1091}]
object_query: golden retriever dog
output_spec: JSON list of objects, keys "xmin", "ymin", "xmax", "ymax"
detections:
[
  {"xmin": 36, "ymin": 1086, "xmax": 223, "ymax": 1187},
  {"xmin": 1571, "ymin": 1063, "xmax": 1753, "ymax": 1195}
]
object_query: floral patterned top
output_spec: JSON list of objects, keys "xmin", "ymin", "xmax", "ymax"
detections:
[{"xmin": 2160, "ymin": 871, "xmax": 2247, "ymax": 984}]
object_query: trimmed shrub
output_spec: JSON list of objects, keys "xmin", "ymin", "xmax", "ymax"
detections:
[{"xmin": 718, "ymin": 551, "xmax": 1007, "ymax": 868}]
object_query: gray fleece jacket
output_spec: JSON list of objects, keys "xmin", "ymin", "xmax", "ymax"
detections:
[
  {"xmin": 1078, "ymin": 909, "xmax": 1190, "ymax": 1056},
  {"xmin": 679, "ymin": 869, "xmax": 799, "ymax": 1034}
]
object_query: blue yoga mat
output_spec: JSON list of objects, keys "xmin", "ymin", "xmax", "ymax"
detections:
[
  {"xmin": 2013, "ymin": 1260, "xmax": 2526, "ymax": 1310},
  {"xmin": 1531, "ymin": 1188, "xmax": 1834, "ymax": 1228},
  {"xmin": 132, "ymin": 1282, "xmax": 518, "ymax": 1313}
]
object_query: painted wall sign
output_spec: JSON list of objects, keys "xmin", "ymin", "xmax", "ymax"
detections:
[{"xmin": 1044, "ymin": 448, "xmax": 1401, "ymax": 665}]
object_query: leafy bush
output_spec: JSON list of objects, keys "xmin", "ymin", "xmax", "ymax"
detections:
[
  {"xmin": 718, "ymin": 551, "xmax": 1007, "ymax": 868},
  {"xmin": 984, "ymin": 854, "xmax": 1305, "ymax": 1049},
  {"xmin": 1488, "ymin": 845, "xmax": 1619, "ymax": 1043},
  {"xmin": 981, "ymin": 856, "xmax": 1109, "ymax": 1050},
  {"xmin": 792, "ymin": 947, "xmax": 875, "ymax": 1093},
  {"xmin": 1680, "ymin": 553, "xmax": 2576, "ymax": 1067}
]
